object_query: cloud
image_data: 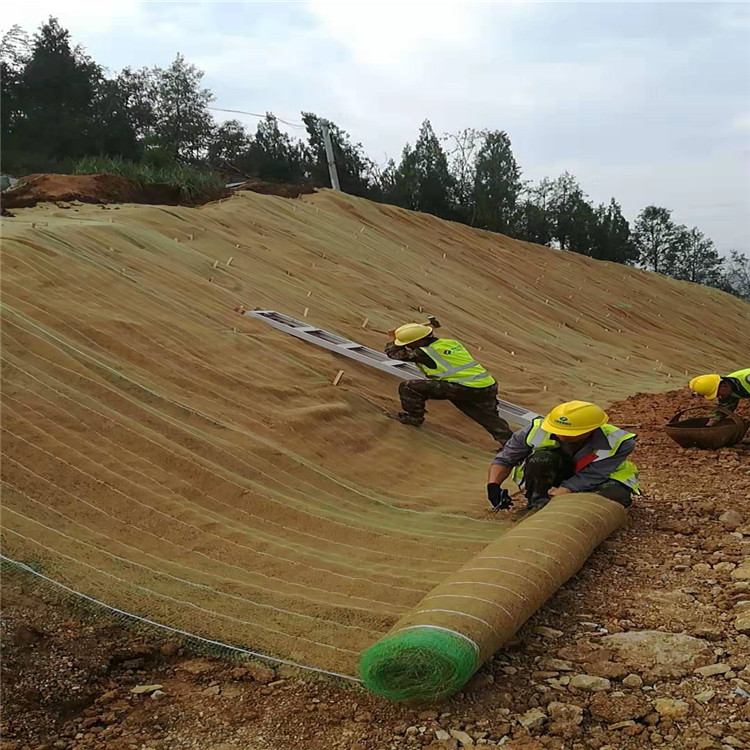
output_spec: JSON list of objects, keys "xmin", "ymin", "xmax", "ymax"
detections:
[{"xmin": 1, "ymin": 0, "xmax": 144, "ymax": 36}]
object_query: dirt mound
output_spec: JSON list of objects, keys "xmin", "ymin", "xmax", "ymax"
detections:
[
  {"xmin": 234, "ymin": 178, "xmax": 317, "ymax": 198},
  {"xmin": 1, "ymin": 173, "xmax": 187, "ymax": 209}
]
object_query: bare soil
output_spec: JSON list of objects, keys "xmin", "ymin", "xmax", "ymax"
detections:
[{"xmin": 0, "ymin": 174, "xmax": 220, "ymax": 209}]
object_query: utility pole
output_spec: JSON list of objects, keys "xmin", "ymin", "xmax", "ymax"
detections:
[{"xmin": 320, "ymin": 120, "xmax": 341, "ymax": 191}]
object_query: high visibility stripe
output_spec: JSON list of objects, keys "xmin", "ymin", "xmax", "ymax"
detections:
[
  {"xmin": 728, "ymin": 368, "xmax": 750, "ymax": 396},
  {"xmin": 515, "ymin": 420, "xmax": 640, "ymax": 492},
  {"xmin": 417, "ymin": 339, "xmax": 495, "ymax": 388}
]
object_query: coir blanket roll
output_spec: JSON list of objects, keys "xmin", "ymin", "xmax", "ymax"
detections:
[{"xmin": 359, "ymin": 493, "xmax": 627, "ymax": 700}]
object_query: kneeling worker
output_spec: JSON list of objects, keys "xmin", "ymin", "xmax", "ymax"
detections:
[
  {"xmin": 384, "ymin": 321, "xmax": 512, "ymax": 444},
  {"xmin": 689, "ymin": 368, "xmax": 750, "ymax": 426},
  {"xmin": 486, "ymin": 400, "xmax": 640, "ymax": 512}
]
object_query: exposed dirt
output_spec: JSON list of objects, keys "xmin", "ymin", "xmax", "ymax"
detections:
[
  {"xmin": 233, "ymin": 178, "xmax": 317, "ymax": 198},
  {"xmin": 2, "ymin": 389, "xmax": 749, "ymax": 750},
  {"xmin": 0, "ymin": 173, "xmax": 220, "ymax": 209}
]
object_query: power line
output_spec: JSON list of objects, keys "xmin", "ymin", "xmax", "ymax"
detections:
[{"xmin": 208, "ymin": 106, "xmax": 305, "ymax": 129}]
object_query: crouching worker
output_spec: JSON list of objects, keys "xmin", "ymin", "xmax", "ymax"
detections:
[
  {"xmin": 486, "ymin": 400, "xmax": 640, "ymax": 512},
  {"xmin": 689, "ymin": 369, "xmax": 750, "ymax": 426},
  {"xmin": 385, "ymin": 322, "xmax": 512, "ymax": 444}
]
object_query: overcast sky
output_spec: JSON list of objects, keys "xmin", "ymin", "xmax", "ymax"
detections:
[{"xmin": 4, "ymin": 1, "xmax": 750, "ymax": 253}]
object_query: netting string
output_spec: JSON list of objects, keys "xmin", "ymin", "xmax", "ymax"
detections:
[{"xmin": 0, "ymin": 554, "xmax": 362, "ymax": 683}]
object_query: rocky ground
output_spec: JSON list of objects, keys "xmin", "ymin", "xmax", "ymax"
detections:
[{"xmin": 2, "ymin": 389, "xmax": 749, "ymax": 750}]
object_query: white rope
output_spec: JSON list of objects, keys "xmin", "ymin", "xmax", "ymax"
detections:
[{"xmin": 0, "ymin": 554, "xmax": 362, "ymax": 683}]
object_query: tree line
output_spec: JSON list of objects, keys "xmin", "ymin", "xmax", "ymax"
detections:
[{"xmin": 2, "ymin": 18, "xmax": 748, "ymax": 300}]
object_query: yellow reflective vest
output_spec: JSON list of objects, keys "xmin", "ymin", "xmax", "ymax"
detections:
[
  {"xmin": 417, "ymin": 338, "xmax": 496, "ymax": 389},
  {"xmin": 511, "ymin": 418, "xmax": 641, "ymax": 493},
  {"xmin": 728, "ymin": 368, "xmax": 750, "ymax": 397}
]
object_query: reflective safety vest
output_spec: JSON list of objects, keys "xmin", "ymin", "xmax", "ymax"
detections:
[
  {"xmin": 728, "ymin": 368, "xmax": 750, "ymax": 397},
  {"xmin": 417, "ymin": 338, "xmax": 496, "ymax": 389},
  {"xmin": 511, "ymin": 418, "xmax": 641, "ymax": 493}
]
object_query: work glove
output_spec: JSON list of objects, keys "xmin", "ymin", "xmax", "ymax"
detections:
[{"xmin": 487, "ymin": 484, "xmax": 513, "ymax": 512}]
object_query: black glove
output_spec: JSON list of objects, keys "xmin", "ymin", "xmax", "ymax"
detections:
[{"xmin": 487, "ymin": 484, "xmax": 513, "ymax": 512}]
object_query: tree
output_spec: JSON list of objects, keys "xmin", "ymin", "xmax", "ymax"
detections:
[
  {"xmin": 633, "ymin": 205, "xmax": 678, "ymax": 274},
  {"xmin": 146, "ymin": 54, "xmax": 215, "ymax": 162},
  {"xmin": 546, "ymin": 172, "xmax": 591, "ymax": 252},
  {"xmin": 394, "ymin": 120, "xmax": 455, "ymax": 219},
  {"xmin": 5, "ymin": 17, "xmax": 104, "ymax": 165},
  {"xmin": 668, "ymin": 226, "xmax": 725, "ymax": 286},
  {"xmin": 472, "ymin": 130, "xmax": 523, "ymax": 235},
  {"xmin": 207, "ymin": 119, "xmax": 251, "ymax": 169},
  {"xmin": 249, "ymin": 113, "xmax": 306, "ymax": 182},
  {"xmin": 589, "ymin": 199, "xmax": 638, "ymax": 264},
  {"xmin": 516, "ymin": 178, "xmax": 555, "ymax": 246},
  {"xmin": 0, "ymin": 25, "xmax": 31, "ymax": 145},
  {"xmin": 723, "ymin": 251, "xmax": 750, "ymax": 300},
  {"xmin": 444, "ymin": 127, "xmax": 483, "ymax": 224},
  {"xmin": 301, "ymin": 112, "xmax": 374, "ymax": 196}
]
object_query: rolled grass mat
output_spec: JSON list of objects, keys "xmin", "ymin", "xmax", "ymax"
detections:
[{"xmin": 358, "ymin": 626, "xmax": 478, "ymax": 701}]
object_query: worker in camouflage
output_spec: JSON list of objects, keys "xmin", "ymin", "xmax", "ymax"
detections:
[{"xmin": 384, "ymin": 321, "xmax": 512, "ymax": 444}]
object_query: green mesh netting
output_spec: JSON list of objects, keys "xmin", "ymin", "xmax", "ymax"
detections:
[{"xmin": 358, "ymin": 627, "xmax": 479, "ymax": 701}]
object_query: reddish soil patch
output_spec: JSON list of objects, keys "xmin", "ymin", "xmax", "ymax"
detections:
[{"xmin": 0, "ymin": 173, "xmax": 217, "ymax": 209}]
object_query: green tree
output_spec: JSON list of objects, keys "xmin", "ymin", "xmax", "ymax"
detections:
[
  {"xmin": 633, "ymin": 205, "xmax": 678, "ymax": 274},
  {"xmin": 5, "ymin": 18, "xmax": 103, "ymax": 165},
  {"xmin": 146, "ymin": 54, "xmax": 215, "ymax": 162},
  {"xmin": 722, "ymin": 250, "xmax": 750, "ymax": 300},
  {"xmin": 0, "ymin": 25, "xmax": 31, "ymax": 149},
  {"xmin": 589, "ymin": 199, "xmax": 638, "ymax": 264},
  {"xmin": 249, "ymin": 113, "xmax": 306, "ymax": 182},
  {"xmin": 669, "ymin": 226, "xmax": 725, "ymax": 286},
  {"xmin": 444, "ymin": 127, "xmax": 482, "ymax": 223},
  {"xmin": 394, "ymin": 120, "xmax": 455, "ymax": 219},
  {"xmin": 301, "ymin": 112, "xmax": 374, "ymax": 196},
  {"xmin": 206, "ymin": 119, "xmax": 252, "ymax": 169},
  {"xmin": 472, "ymin": 130, "xmax": 523, "ymax": 234},
  {"xmin": 547, "ymin": 172, "xmax": 592, "ymax": 252},
  {"xmin": 516, "ymin": 178, "xmax": 555, "ymax": 246}
]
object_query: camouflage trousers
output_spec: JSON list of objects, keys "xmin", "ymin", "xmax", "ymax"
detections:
[
  {"xmin": 398, "ymin": 379, "xmax": 512, "ymax": 441},
  {"xmin": 523, "ymin": 448, "xmax": 633, "ymax": 508}
]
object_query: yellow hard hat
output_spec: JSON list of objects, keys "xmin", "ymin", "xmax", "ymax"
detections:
[
  {"xmin": 689, "ymin": 373, "xmax": 721, "ymax": 399},
  {"xmin": 542, "ymin": 400, "xmax": 608, "ymax": 436},
  {"xmin": 393, "ymin": 323, "xmax": 433, "ymax": 346}
]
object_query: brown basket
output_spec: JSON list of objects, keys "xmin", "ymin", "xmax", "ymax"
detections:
[{"xmin": 664, "ymin": 406, "xmax": 748, "ymax": 450}]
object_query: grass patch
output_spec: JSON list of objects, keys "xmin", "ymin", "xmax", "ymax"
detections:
[{"xmin": 72, "ymin": 156, "xmax": 227, "ymax": 203}]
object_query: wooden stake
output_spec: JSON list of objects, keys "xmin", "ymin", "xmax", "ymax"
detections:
[
  {"xmin": 362, "ymin": 318, "xmax": 369, "ymax": 328},
  {"xmin": 333, "ymin": 370, "xmax": 345, "ymax": 386},
  {"xmin": 208, "ymin": 276, "xmax": 214, "ymax": 282},
  {"xmin": 188, "ymin": 233, "xmax": 194, "ymax": 240},
  {"xmin": 212, "ymin": 260, "xmax": 219, "ymax": 268},
  {"xmin": 227, "ymin": 257, "xmax": 234, "ymax": 266},
  {"xmin": 307, "ymin": 291, "xmax": 312, "ymax": 297},
  {"xmin": 303, "ymin": 307, "xmax": 309, "ymax": 317}
]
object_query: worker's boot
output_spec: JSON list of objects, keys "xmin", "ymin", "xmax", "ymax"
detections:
[
  {"xmin": 395, "ymin": 412, "xmax": 424, "ymax": 427},
  {"xmin": 526, "ymin": 492, "xmax": 551, "ymax": 511}
]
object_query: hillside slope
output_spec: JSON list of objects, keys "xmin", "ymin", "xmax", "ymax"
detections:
[{"xmin": 1, "ymin": 189, "xmax": 747, "ymax": 677}]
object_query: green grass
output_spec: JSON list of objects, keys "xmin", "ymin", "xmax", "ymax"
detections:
[{"xmin": 72, "ymin": 156, "xmax": 227, "ymax": 203}]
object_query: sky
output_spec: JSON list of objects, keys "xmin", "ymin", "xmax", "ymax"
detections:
[{"xmin": 3, "ymin": 1, "xmax": 750, "ymax": 254}]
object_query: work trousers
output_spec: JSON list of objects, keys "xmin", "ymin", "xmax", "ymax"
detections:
[
  {"xmin": 522, "ymin": 448, "xmax": 634, "ymax": 508},
  {"xmin": 398, "ymin": 379, "xmax": 512, "ymax": 441}
]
